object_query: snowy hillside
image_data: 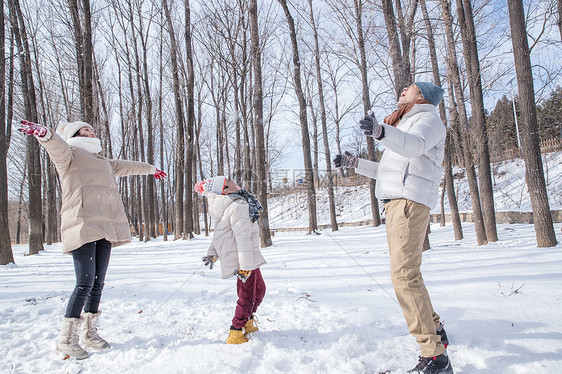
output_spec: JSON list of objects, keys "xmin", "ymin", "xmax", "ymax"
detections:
[{"xmin": 268, "ymin": 152, "xmax": 562, "ymax": 229}]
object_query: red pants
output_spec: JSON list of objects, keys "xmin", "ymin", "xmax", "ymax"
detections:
[{"xmin": 232, "ymin": 268, "xmax": 266, "ymax": 329}]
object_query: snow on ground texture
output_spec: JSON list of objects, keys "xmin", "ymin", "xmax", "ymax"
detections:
[{"xmin": 1, "ymin": 222, "xmax": 562, "ymax": 373}]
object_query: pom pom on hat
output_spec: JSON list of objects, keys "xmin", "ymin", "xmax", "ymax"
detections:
[
  {"xmin": 413, "ymin": 82, "xmax": 444, "ymax": 107},
  {"xmin": 57, "ymin": 121, "xmax": 94, "ymax": 141},
  {"xmin": 194, "ymin": 176, "xmax": 227, "ymax": 196}
]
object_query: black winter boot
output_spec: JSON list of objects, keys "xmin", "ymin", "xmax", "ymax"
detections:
[{"xmin": 407, "ymin": 353, "xmax": 454, "ymax": 374}]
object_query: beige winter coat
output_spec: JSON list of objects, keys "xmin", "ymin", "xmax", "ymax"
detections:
[
  {"xmin": 206, "ymin": 193, "xmax": 266, "ymax": 279},
  {"xmin": 37, "ymin": 130, "xmax": 155, "ymax": 254}
]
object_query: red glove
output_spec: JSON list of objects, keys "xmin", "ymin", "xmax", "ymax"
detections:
[
  {"xmin": 19, "ymin": 120, "xmax": 47, "ymax": 137},
  {"xmin": 154, "ymin": 169, "xmax": 167, "ymax": 180}
]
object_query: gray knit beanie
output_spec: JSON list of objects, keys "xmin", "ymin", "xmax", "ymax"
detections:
[{"xmin": 413, "ymin": 82, "xmax": 444, "ymax": 107}]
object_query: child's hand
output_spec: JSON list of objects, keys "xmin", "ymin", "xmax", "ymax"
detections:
[
  {"xmin": 202, "ymin": 255, "xmax": 217, "ymax": 269},
  {"xmin": 236, "ymin": 269, "xmax": 252, "ymax": 283}
]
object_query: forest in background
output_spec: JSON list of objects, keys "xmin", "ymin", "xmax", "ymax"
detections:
[{"xmin": 0, "ymin": 0, "xmax": 561, "ymax": 265}]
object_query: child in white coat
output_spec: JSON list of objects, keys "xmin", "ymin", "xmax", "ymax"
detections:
[{"xmin": 195, "ymin": 176, "xmax": 266, "ymax": 344}]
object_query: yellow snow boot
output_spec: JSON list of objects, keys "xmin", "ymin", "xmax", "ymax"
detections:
[
  {"xmin": 244, "ymin": 316, "xmax": 259, "ymax": 335},
  {"xmin": 226, "ymin": 327, "xmax": 249, "ymax": 344}
]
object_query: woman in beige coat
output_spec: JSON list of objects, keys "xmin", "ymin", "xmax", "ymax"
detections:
[{"xmin": 20, "ymin": 120, "xmax": 166, "ymax": 359}]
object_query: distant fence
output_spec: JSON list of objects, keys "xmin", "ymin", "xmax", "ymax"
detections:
[
  {"xmin": 272, "ymin": 209, "xmax": 562, "ymax": 233},
  {"xmin": 490, "ymin": 138, "xmax": 561, "ymax": 163}
]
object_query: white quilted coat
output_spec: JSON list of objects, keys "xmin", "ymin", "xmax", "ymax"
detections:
[
  {"xmin": 355, "ymin": 104, "xmax": 446, "ymax": 210},
  {"xmin": 206, "ymin": 193, "xmax": 266, "ymax": 279}
]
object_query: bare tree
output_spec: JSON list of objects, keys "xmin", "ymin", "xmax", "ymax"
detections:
[
  {"xmin": 507, "ymin": 0, "xmax": 557, "ymax": 247},
  {"xmin": 381, "ymin": 0, "xmax": 409, "ymax": 96},
  {"xmin": 67, "ymin": 0, "xmax": 95, "ymax": 124},
  {"xmin": 558, "ymin": 0, "xmax": 562, "ymax": 42},
  {"xmin": 249, "ymin": 0, "xmax": 273, "ymax": 246},
  {"xmin": 277, "ymin": 0, "xmax": 318, "ymax": 234},
  {"xmin": 419, "ymin": 0, "xmax": 462, "ymax": 239},
  {"xmin": 353, "ymin": 0, "xmax": 381, "ymax": 227},
  {"xmin": 162, "ymin": 0, "xmax": 185, "ymax": 240},
  {"xmin": 440, "ymin": 0, "xmax": 487, "ymax": 245},
  {"xmin": 183, "ymin": 0, "xmax": 195, "ymax": 239},
  {"xmin": 308, "ymin": 0, "xmax": 338, "ymax": 231},
  {"xmin": 9, "ymin": 0, "xmax": 43, "ymax": 255},
  {"xmin": 158, "ymin": 13, "xmax": 168, "ymax": 241},
  {"xmin": 135, "ymin": 1, "xmax": 158, "ymax": 238},
  {"xmin": 0, "ymin": 0, "xmax": 14, "ymax": 265},
  {"xmin": 455, "ymin": 0, "xmax": 498, "ymax": 242}
]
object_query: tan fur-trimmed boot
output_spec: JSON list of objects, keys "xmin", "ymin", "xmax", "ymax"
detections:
[
  {"xmin": 226, "ymin": 326, "xmax": 249, "ymax": 344},
  {"xmin": 80, "ymin": 311, "xmax": 110, "ymax": 350},
  {"xmin": 56, "ymin": 316, "xmax": 88, "ymax": 359},
  {"xmin": 244, "ymin": 315, "xmax": 259, "ymax": 335}
]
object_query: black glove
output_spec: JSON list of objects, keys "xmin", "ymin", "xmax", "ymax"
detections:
[
  {"xmin": 202, "ymin": 255, "xmax": 217, "ymax": 269},
  {"xmin": 359, "ymin": 111, "xmax": 383, "ymax": 139},
  {"xmin": 333, "ymin": 151, "xmax": 358, "ymax": 169}
]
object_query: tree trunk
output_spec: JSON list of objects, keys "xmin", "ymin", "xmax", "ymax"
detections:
[
  {"xmin": 184, "ymin": 0, "xmax": 195, "ymax": 239},
  {"xmin": 420, "ymin": 0, "xmax": 462, "ymax": 239},
  {"xmin": 558, "ymin": 0, "xmax": 562, "ymax": 42},
  {"xmin": 396, "ymin": 0, "xmax": 419, "ymax": 83},
  {"xmin": 81, "ymin": 0, "xmax": 94, "ymax": 124},
  {"xmin": 440, "ymin": 0, "xmax": 487, "ymax": 245},
  {"xmin": 16, "ymin": 163, "xmax": 27, "ymax": 245},
  {"xmin": 93, "ymin": 57, "xmax": 112, "ymax": 158},
  {"xmin": 249, "ymin": 0, "xmax": 273, "ymax": 246},
  {"xmin": 10, "ymin": 0, "xmax": 43, "ymax": 254},
  {"xmin": 162, "ymin": 0, "xmax": 185, "ymax": 240},
  {"xmin": 308, "ymin": 0, "xmax": 338, "ymax": 231},
  {"xmin": 507, "ymin": 0, "xmax": 557, "ymax": 247},
  {"xmin": 159, "ymin": 15, "xmax": 167, "ymax": 241},
  {"xmin": 308, "ymin": 92, "xmax": 320, "ymax": 188},
  {"xmin": 127, "ymin": 1, "xmax": 149, "ymax": 243},
  {"xmin": 136, "ymin": 4, "xmax": 157, "ymax": 238},
  {"xmin": 0, "ymin": 1, "xmax": 14, "ymax": 265},
  {"xmin": 382, "ymin": 0, "xmax": 409, "ymax": 96},
  {"xmin": 354, "ymin": 0, "xmax": 381, "ymax": 227},
  {"xmin": 278, "ymin": 0, "xmax": 318, "ymax": 234},
  {"xmin": 455, "ymin": 0, "xmax": 498, "ymax": 242}
]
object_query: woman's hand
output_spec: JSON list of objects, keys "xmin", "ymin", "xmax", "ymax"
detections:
[
  {"xmin": 154, "ymin": 169, "xmax": 167, "ymax": 180},
  {"xmin": 19, "ymin": 120, "xmax": 47, "ymax": 137}
]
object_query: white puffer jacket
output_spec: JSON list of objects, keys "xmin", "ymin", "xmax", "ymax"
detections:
[
  {"xmin": 355, "ymin": 104, "xmax": 446, "ymax": 210},
  {"xmin": 206, "ymin": 193, "xmax": 266, "ymax": 279}
]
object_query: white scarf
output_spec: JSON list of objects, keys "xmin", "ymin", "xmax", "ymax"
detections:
[{"xmin": 67, "ymin": 137, "xmax": 102, "ymax": 154}]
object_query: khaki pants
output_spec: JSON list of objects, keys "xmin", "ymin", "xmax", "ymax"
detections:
[{"xmin": 385, "ymin": 199, "xmax": 445, "ymax": 357}]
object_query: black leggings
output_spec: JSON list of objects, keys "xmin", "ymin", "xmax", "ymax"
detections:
[{"xmin": 65, "ymin": 239, "xmax": 112, "ymax": 318}]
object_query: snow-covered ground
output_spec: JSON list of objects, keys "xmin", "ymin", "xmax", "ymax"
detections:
[
  {"xmin": 1, "ymin": 221, "xmax": 562, "ymax": 373},
  {"xmin": 268, "ymin": 152, "xmax": 562, "ymax": 229},
  {"xmin": 1, "ymin": 152, "xmax": 562, "ymax": 373}
]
